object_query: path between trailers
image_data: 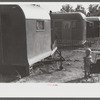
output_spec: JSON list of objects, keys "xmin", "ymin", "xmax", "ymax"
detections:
[
  {"xmin": 12, "ymin": 38, "xmax": 100, "ymax": 83},
  {"xmin": 12, "ymin": 49, "xmax": 98, "ymax": 83},
  {"xmin": 0, "ymin": 38, "xmax": 99, "ymax": 83}
]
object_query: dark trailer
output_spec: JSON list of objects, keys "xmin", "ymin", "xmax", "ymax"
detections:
[
  {"xmin": 86, "ymin": 17, "xmax": 100, "ymax": 38},
  {"xmin": 0, "ymin": 5, "xmax": 57, "ymax": 76},
  {"xmin": 50, "ymin": 12, "xmax": 86, "ymax": 47}
]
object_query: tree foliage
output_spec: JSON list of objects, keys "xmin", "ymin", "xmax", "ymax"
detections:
[
  {"xmin": 87, "ymin": 4, "xmax": 100, "ymax": 16},
  {"xmin": 60, "ymin": 4, "xmax": 100, "ymax": 16},
  {"xmin": 60, "ymin": 4, "xmax": 74, "ymax": 13},
  {"xmin": 75, "ymin": 5, "xmax": 86, "ymax": 15},
  {"xmin": 60, "ymin": 4, "xmax": 86, "ymax": 15}
]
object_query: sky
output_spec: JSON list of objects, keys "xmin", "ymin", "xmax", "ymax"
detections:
[
  {"xmin": 33, "ymin": 2, "xmax": 100, "ymax": 13},
  {"xmin": 2, "ymin": 2, "xmax": 100, "ymax": 14}
]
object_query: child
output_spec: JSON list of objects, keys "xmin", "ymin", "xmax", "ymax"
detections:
[{"xmin": 84, "ymin": 48, "xmax": 94, "ymax": 78}]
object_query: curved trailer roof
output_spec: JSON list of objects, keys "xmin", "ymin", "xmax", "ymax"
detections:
[
  {"xmin": 19, "ymin": 4, "xmax": 50, "ymax": 20},
  {"xmin": 86, "ymin": 17, "xmax": 100, "ymax": 21},
  {"xmin": 0, "ymin": 4, "xmax": 52, "ymax": 68},
  {"xmin": 0, "ymin": 4, "xmax": 50, "ymax": 20},
  {"xmin": 51, "ymin": 12, "xmax": 86, "ymax": 20}
]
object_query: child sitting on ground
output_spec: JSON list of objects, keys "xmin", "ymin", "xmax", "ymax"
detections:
[{"xmin": 83, "ymin": 48, "xmax": 94, "ymax": 78}]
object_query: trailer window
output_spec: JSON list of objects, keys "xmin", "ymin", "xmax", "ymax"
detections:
[{"xmin": 36, "ymin": 20, "xmax": 44, "ymax": 31}]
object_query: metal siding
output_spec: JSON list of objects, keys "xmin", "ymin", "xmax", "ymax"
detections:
[
  {"xmin": 0, "ymin": 5, "xmax": 28, "ymax": 66},
  {"xmin": 0, "ymin": 17, "xmax": 3, "ymax": 64},
  {"xmin": 51, "ymin": 12, "xmax": 86, "ymax": 46},
  {"xmin": 26, "ymin": 19, "xmax": 51, "ymax": 66},
  {"xmin": 19, "ymin": 5, "xmax": 50, "ymax": 20},
  {"xmin": 86, "ymin": 17, "xmax": 100, "ymax": 21},
  {"xmin": 51, "ymin": 12, "xmax": 86, "ymax": 20},
  {"xmin": 52, "ymin": 19, "xmax": 86, "ymax": 46},
  {"xmin": 51, "ymin": 20, "xmax": 58, "ymax": 49},
  {"xmin": 83, "ymin": 21, "xmax": 86, "ymax": 42},
  {"xmin": 86, "ymin": 17, "xmax": 100, "ymax": 37},
  {"xmin": 72, "ymin": 20, "xmax": 86, "ymax": 45}
]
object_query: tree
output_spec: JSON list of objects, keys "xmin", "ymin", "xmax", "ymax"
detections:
[
  {"xmin": 87, "ymin": 4, "xmax": 100, "ymax": 16},
  {"xmin": 60, "ymin": 4, "xmax": 74, "ymax": 13},
  {"xmin": 75, "ymin": 5, "xmax": 86, "ymax": 15}
]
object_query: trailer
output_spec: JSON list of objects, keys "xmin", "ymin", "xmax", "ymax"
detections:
[
  {"xmin": 0, "ymin": 5, "xmax": 57, "ymax": 76},
  {"xmin": 50, "ymin": 12, "xmax": 86, "ymax": 47},
  {"xmin": 86, "ymin": 17, "xmax": 100, "ymax": 38}
]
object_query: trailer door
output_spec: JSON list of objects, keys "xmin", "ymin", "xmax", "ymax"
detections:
[
  {"xmin": 53, "ymin": 21, "xmax": 63, "ymax": 46},
  {"xmin": 63, "ymin": 21, "xmax": 72, "ymax": 46}
]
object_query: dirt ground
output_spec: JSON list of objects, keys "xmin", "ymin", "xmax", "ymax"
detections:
[
  {"xmin": 0, "ymin": 37, "xmax": 99, "ymax": 83},
  {"xmin": 13, "ymin": 50, "xmax": 84, "ymax": 83},
  {"xmin": 13, "ymin": 38, "xmax": 100, "ymax": 83}
]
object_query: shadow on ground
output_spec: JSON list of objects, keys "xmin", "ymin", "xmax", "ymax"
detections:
[{"xmin": 66, "ymin": 76, "xmax": 99, "ymax": 83}]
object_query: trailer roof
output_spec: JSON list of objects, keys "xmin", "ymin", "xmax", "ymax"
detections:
[
  {"xmin": 19, "ymin": 4, "xmax": 50, "ymax": 20},
  {"xmin": 86, "ymin": 17, "xmax": 100, "ymax": 21},
  {"xmin": 0, "ymin": 4, "xmax": 50, "ymax": 20},
  {"xmin": 51, "ymin": 12, "xmax": 86, "ymax": 20}
]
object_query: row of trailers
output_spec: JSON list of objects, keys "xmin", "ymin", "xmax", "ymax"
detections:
[
  {"xmin": 0, "ymin": 4, "xmax": 58, "ymax": 77},
  {"xmin": 0, "ymin": 4, "xmax": 100, "ymax": 77},
  {"xmin": 50, "ymin": 12, "xmax": 100, "ymax": 47}
]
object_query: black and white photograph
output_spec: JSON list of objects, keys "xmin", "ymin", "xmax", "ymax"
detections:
[
  {"xmin": 0, "ymin": 2, "xmax": 100, "ymax": 97},
  {"xmin": 0, "ymin": 2, "xmax": 100, "ymax": 85},
  {"xmin": 0, "ymin": 2, "xmax": 99, "ymax": 83}
]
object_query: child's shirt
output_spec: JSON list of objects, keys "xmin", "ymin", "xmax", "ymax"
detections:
[{"xmin": 84, "ymin": 55, "xmax": 93, "ymax": 73}]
